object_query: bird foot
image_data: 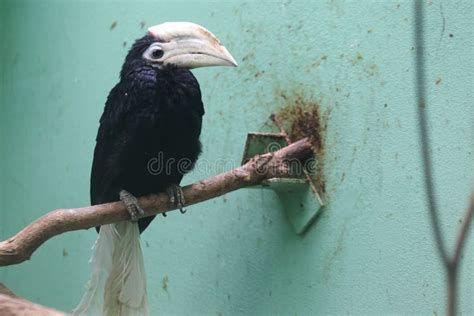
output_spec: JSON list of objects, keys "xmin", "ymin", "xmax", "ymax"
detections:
[
  {"xmin": 166, "ymin": 184, "xmax": 186, "ymax": 214},
  {"xmin": 119, "ymin": 190, "xmax": 145, "ymax": 221}
]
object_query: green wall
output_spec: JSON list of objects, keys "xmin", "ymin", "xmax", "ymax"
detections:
[{"xmin": 1, "ymin": 0, "xmax": 472, "ymax": 314}]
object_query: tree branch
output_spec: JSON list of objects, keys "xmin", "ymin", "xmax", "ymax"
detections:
[
  {"xmin": 0, "ymin": 138, "xmax": 313, "ymax": 267},
  {"xmin": 452, "ymin": 193, "xmax": 474, "ymax": 264},
  {"xmin": 414, "ymin": 2, "xmax": 473, "ymax": 315},
  {"xmin": 0, "ymin": 283, "xmax": 66, "ymax": 316}
]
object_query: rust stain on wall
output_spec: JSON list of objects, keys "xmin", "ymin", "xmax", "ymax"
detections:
[{"xmin": 271, "ymin": 92, "xmax": 328, "ymax": 195}]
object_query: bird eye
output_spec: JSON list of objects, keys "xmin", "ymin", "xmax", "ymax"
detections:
[{"xmin": 151, "ymin": 49, "xmax": 164, "ymax": 59}]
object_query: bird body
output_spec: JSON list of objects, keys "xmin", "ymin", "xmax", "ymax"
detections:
[
  {"xmin": 74, "ymin": 22, "xmax": 236, "ymax": 315},
  {"xmin": 91, "ymin": 35, "xmax": 204, "ymax": 232}
]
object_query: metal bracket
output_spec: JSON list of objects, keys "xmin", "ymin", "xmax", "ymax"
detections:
[{"xmin": 241, "ymin": 132, "xmax": 324, "ymax": 234}]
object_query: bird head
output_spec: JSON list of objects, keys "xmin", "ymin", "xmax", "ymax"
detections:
[{"xmin": 141, "ymin": 22, "xmax": 237, "ymax": 69}]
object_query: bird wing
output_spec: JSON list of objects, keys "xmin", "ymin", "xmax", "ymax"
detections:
[{"xmin": 90, "ymin": 79, "xmax": 152, "ymax": 205}]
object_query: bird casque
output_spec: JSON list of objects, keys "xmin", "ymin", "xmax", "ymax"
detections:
[{"xmin": 74, "ymin": 22, "xmax": 236, "ymax": 316}]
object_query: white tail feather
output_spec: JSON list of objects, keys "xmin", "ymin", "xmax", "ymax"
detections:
[{"xmin": 73, "ymin": 222, "xmax": 149, "ymax": 316}]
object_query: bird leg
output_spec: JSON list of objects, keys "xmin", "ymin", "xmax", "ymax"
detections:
[
  {"xmin": 119, "ymin": 190, "xmax": 145, "ymax": 221},
  {"xmin": 166, "ymin": 184, "xmax": 187, "ymax": 214}
]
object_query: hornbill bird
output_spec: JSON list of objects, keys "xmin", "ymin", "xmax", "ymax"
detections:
[
  {"xmin": 92, "ymin": 22, "xmax": 237, "ymax": 232},
  {"xmin": 74, "ymin": 22, "xmax": 236, "ymax": 316}
]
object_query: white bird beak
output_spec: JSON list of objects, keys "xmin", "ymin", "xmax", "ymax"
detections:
[{"xmin": 147, "ymin": 22, "xmax": 237, "ymax": 69}]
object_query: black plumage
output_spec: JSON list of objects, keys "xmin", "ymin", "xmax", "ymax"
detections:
[{"xmin": 91, "ymin": 35, "xmax": 204, "ymax": 233}]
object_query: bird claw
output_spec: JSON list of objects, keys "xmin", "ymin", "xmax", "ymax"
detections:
[
  {"xmin": 120, "ymin": 190, "xmax": 145, "ymax": 222},
  {"xmin": 166, "ymin": 184, "xmax": 186, "ymax": 214}
]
